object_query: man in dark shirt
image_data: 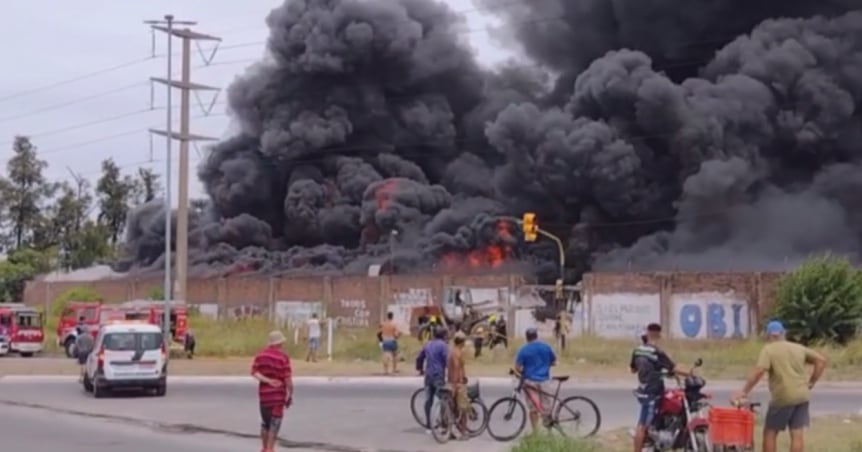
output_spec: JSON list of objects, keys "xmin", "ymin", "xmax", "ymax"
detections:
[
  {"xmin": 415, "ymin": 326, "xmax": 449, "ymax": 434},
  {"xmin": 630, "ymin": 323, "xmax": 693, "ymax": 452},
  {"xmin": 251, "ymin": 330, "xmax": 293, "ymax": 452}
]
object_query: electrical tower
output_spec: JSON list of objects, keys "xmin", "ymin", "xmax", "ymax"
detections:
[{"xmin": 145, "ymin": 15, "xmax": 222, "ymax": 306}]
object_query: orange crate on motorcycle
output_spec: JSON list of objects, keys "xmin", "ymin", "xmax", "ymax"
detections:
[{"xmin": 708, "ymin": 406, "xmax": 755, "ymax": 446}]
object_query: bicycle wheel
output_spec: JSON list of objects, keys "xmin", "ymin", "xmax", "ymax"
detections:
[
  {"xmin": 465, "ymin": 398, "xmax": 489, "ymax": 438},
  {"xmin": 410, "ymin": 388, "xmax": 426, "ymax": 427},
  {"xmin": 431, "ymin": 396, "xmax": 453, "ymax": 444},
  {"xmin": 486, "ymin": 396, "xmax": 527, "ymax": 442},
  {"xmin": 553, "ymin": 395, "xmax": 602, "ymax": 438}
]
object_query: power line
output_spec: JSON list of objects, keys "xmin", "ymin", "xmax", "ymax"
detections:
[
  {"xmin": 0, "ymin": 41, "xmax": 260, "ymax": 109},
  {"xmin": 0, "ymin": 0, "xmax": 531, "ymax": 107},
  {"xmin": 0, "ymin": 101, "xmax": 229, "ymax": 147},
  {"xmin": 0, "ymin": 59, "xmax": 249, "ymax": 124}
]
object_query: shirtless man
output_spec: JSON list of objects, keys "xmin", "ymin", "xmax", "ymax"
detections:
[
  {"xmin": 448, "ymin": 331, "xmax": 469, "ymax": 438},
  {"xmin": 378, "ymin": 312, "xmax": 401, "ymax": 375}
]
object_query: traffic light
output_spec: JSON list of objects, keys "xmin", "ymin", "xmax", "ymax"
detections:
[
  {"xmin": 554, "ymin": 278, "xmax": 564, "ymax": 301},
  {"xmin": 522, "ymin": 212, "xmax": 538, "ymax": 242}
]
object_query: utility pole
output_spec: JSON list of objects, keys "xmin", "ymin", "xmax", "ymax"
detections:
[{"xmin": 145, "ymin": 15, "xmax": 221, "ymax": 347}]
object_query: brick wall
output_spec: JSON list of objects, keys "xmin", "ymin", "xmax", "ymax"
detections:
[{"xmin": 24, "ymin": 272, "xmax": 526, "ymax": 324}]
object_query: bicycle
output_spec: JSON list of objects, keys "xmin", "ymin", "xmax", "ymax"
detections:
[
  {"xmin": 486, "ymin": 369, "xmax": 601, "ymax": 441},
  {"xmin": 410, "ymin": 380, "xmax": 489, "ymax": 438}
]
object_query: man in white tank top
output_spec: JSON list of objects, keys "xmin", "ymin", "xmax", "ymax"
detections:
[{"xmin": 305, "ymin": 313, "xmax": 321, "ymax": 362}]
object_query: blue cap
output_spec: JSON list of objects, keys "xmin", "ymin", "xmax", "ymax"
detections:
[{"xmin": 765, "ymin": 320, "xmax": 785, "ymax": 335}]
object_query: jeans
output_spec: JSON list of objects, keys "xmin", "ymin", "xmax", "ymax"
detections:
[{"xmin": 424, "ymin": 376, "xmax": 444, "ymax": 429}]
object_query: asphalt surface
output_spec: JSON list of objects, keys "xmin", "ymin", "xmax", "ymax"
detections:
[
  {"xmin": 0, "ymin": 403, "xmax": 260, "ymax": 451},
  {"xmin": 0, "ymin": 378, "xmax": 860, "ymax": 452}
]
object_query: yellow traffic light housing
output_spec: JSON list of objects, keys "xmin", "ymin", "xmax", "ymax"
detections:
[
  {"xmin": 554, "ymin": 278, "xmax": 564, "ymax": 301},
  {"xmin": 522, "ymin": 212, "xmax": 538, "ymax": 242}
]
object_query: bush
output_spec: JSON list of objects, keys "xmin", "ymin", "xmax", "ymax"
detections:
[
  {"xmin": 510, "ymin": 433, "xmax": 598, "ymax": 452},
  {"xmin": 50, "ymin": 286, "xmax": 101, "ymax": 316},
  {"xmin": 773, "ymin": 255, "xmax": 862, "ymax": 345}
]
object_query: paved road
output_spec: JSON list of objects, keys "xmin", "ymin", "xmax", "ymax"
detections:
[
  {"xmin": 1, "ymin": 378, "xmax": 859, "ymax": 452},
  {"xmin": 0, "ymin": 403, "xmax": 267, "ymax": 451}
]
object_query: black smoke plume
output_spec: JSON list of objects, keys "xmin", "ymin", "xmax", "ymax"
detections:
[{"xmin": 116, "ymin": 0, "xmax": 862, "ymax": 282}]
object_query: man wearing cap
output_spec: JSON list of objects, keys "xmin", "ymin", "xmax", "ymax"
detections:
[
  {"xmin": 733, "ymin": 320, "xmax": 827, "ymax": 452},
  {"xmin": 514, "ymin": 327, "xmax": 556, "ymax": 432},
  {"xmin": 251, "ymin": 330, "xmax": 293, "ymax": 452},
  {"xmin": 631, "ymin": 323, "xmax": 695, "ymax": 452}
]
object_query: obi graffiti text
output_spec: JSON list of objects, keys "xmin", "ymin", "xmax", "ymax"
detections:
[{"xmin": 671, "ymin": 293, "xmax": 750, "ymax": 340}]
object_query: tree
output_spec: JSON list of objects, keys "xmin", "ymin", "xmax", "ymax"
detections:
[
  {"xmin": 773, "ymin": 255, "xmax": 862, "ymax": 345},
  {"xmin": 96, "ymin": 158, "xmax": 136, "ymax": 245},
  {"xmin": 0, "ymin": 247, "xmax": 54, "ymax": 301},
  {"xmin": 0, "ymin": 136, "xmax": 55, "ymax": 249},
  {"xmin": 132, "ymin": 167, "xmax": 161, "ymax": 205}
]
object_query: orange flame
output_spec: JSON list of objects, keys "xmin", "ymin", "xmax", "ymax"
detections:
[
  {"xmin": 438, "ymin": 219, "xmax": 514, "ymax": 270},
  {"xmin": 374, "ymin": 179, "xmax": 398, "ymax": 210}
]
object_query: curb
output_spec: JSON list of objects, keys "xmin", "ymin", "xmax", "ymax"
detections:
[{"xmin": 2, "ymin": 375, "xmax": 861, "ymax": 391}]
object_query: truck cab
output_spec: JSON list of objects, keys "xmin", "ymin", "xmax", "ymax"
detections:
[{"xmin": 0, "ymin": 304, "xmax": 44, "ymax": 357}]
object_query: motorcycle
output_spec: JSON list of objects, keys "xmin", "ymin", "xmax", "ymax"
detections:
[{"xmin": 640, "ymin": 358, "xmax": 712, "ymax": 451}]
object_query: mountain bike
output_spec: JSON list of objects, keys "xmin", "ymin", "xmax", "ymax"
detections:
[
  {"xmin": 486, "ymin": 369, "xmax": 601, "ymax": 441},
  {"xmin": 410, "ymin": 380, "xmax": 488, "ymax": 438}
]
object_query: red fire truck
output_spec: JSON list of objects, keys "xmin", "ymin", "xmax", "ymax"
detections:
[
  {"xmin": 57, "ymin": 300, "xmax": 188, "ymax": 358},
  {"xmin": 0, "ymin": 303, "xmax": 45, "ymax": 357}
]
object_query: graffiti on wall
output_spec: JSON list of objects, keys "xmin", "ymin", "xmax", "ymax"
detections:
[
  {"xmin": 188, "ymin": 303, "xmax": 219, "ymax": 319},
  {"xmin": 335, "ymin": 299, "xmax": 370, "ymax": 328},
  {"xmin": 591, "ymin": 293, "xmax": 660, "ymax": 339},
  {"xmin": 274, "ymin": 300, "xmax": 324, "ymax": 328},
  {"xmin": 228, "ymin": 302, "xmax": 268, "ymax": 319},
  {"xmin": 669, "ymin": 292, "xmax": 749, "ymax": 339}
]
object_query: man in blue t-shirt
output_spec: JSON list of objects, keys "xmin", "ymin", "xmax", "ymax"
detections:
[
  {"xmin": 514, "ymin": 327, "xmax": 556, "ymax": 432},
  {"xmin": 416, "ymin": 327, "xmax": 449, "ymax": 433}
]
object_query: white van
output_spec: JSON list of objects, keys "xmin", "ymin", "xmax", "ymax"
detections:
[{"xmin": 83, "ymin": 321, "xmax": 168, "ymax": 398}]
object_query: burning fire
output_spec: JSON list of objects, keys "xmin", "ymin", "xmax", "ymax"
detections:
[
  {"xmin": 438, "ymin": 219, "xmax": 514, "ymax": 270},
  {"xmin": 374, "ymin": 179, "xmax": 398, "ymax": 210}
]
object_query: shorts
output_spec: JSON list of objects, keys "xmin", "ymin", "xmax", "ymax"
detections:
[
  {"xmin": 260, "ymin": 404, "xmax": 284, "ymax": 432},
  {"xmin": 636, "ymin": 395, "xmax": 659, "ymax": 427},
  {"xmin": 765, "ymin": 402, "xmax": 810, "ymax": 431},
  {"xmin": 524, "ymin": 380, "xmax": 553, "ymax": 413},
  {"xmin": 381, "ymin": 339, "xmax": 398, "ymax": 353},
  {"xmin": 308, "ymin": 337, "xmax": 319, "ymax": 350},
  {"xmin": 77, "ymin": 351, "xmax": 89, "ymax": 365},
  {"xmin": 452, "ymin": 383, "xmax": 469, "ymax": 411}
]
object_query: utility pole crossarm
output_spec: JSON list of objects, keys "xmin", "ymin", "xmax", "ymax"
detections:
[
  {"xmin": 149, "ymin": 77, "xmax": 219, "ymax": 91},
  {"xmin": 147, "ymin": 129, "xmax": 218, "ymax": 142}
]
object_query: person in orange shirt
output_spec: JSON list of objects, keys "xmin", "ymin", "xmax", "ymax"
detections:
[{"xmin": 378, "ymin": 312, "xmax": 401, "ymax": 375}]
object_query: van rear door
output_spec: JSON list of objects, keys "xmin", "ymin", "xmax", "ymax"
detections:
[{"xmin": 102, "ymin": 331, "xmax": 163, "ymax": 378}]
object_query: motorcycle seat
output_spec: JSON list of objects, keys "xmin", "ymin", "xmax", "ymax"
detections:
[{"xmin": 552, "ymin": 376, "xmax": 570, "ymax": 382}]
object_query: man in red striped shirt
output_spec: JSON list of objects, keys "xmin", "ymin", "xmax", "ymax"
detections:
[{"xmin": 251, "ymin": 330, "xmax": 293, "ymax": 452}]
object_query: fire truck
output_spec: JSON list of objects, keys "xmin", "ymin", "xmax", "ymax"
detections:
[
  {"xmin": 56, "ymin": 300, "xmax": 188, "ymax": 358},
  {"xmin": 0, "ymin": 303, "xmax": 45, "ymax": 357}
]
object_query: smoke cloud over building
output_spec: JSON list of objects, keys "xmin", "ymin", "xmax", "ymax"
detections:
[{"xmin": 117, "ymin": 0, "xmax": 862, "ymax": 282}]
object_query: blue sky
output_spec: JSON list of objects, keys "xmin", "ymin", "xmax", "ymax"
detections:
[{"xmin": 0, "ymin": 0, "xmax": 511, "ymax": 205}]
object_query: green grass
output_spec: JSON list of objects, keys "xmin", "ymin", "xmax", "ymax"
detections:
[
  {"xmin": 40, "ymin": 313, "xmax": 862, "ymax": 380},
  {"xmin": 510, "ymin": 433, "xmax": 598, "ymax": 452}
]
